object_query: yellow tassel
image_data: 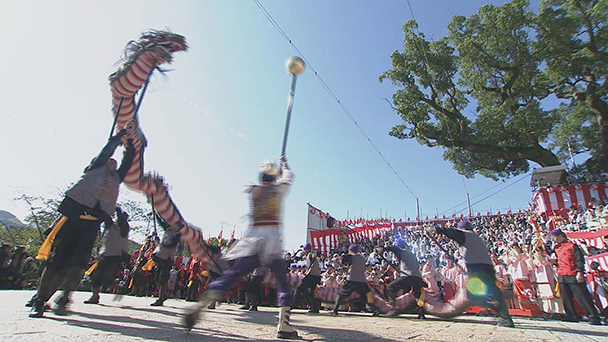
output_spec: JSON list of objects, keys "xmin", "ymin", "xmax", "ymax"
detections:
[
  {"xmin": 417, "ymin": 288, "xmax": 426, "ymax": 307},
  {"xmin": 141, "ymin": 259, "xmax": 156, "ymax": 271},
  {"xmin": 128, "ymin": 277, "xmax": 134, "ymax": 289},
  {"xmin": 79, "ymin": 215, "xmax": 99, "ymax": 221},
  {"xmin": 555, "ymin": 282, "xmax": 560, "ymax": 297},
  {"xmin": 188, "ymin": 280, "xmax": 193, "ymax": 287},
  {"xmin": 36, "ymin": 216, "xmax": 68, "ymax": 260},
  {"xmin": 84, "ymin": 261, "xmax": 99, "ymax": 275},
  {"xmin": 366, "ymin": 291, "xmax": 374, "ymax": 304}
]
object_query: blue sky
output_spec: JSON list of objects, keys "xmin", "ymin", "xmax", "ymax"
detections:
[{"xmin": 0, "ymin": 0, "xmax": 569, "ymax": 251}]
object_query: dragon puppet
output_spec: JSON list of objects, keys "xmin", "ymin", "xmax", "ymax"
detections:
[
  {"xmin": 108, "ymin": 30, "xmax": 218, "ymax": 267},
  {"xmin": 108, "ymin": 30, "xmax": 496, "ymax": 320}
]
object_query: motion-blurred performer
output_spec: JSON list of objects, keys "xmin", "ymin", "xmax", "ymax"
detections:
[
  {"xmin": 239, "ymin": 267, "xmax": 266, "ymax": 311},
  {"xmin": 83, "ymin": 207, "xmax": 131, "ymax": 304},
  {"xmin": 425, "ymin": 219, "xmax": 515, "ymax": 327},
  {"xmin": 293, "ymin": 243, "xmax": 322, "ymax": 313},
  {"xmin": 29, "ymin": 126, "xmax": 135, "ymax": 317},
  {"xmin": 329, "ymin": 245, "xmax": 374, "ymax": 316},
  {"xmin": 150, "ymin": 215, "xmax": 182, "ymax": 307},
  {"xmin": 202, "ymin": 242, "xmax": 227, "ymax": 310},
  {"xmin": 184, "ymin": 156, "xmax": 298, "ymax": 339},
  {"xmin": 382, "ymin": 239, "xmax": 427, "ymax": 318}
]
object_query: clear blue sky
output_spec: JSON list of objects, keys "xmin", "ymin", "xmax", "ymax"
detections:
[{"xmin": 0, "ymin": 0, "xmax": 571, "ymax": 250}]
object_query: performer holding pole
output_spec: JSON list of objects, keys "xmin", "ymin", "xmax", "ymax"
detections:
[
  {"xmin": 184, "ymin": 156, "xmax": 297, "ymax": 338},
  {"xmin": 29, "ymin": 123, "xmax": 136, "ymax": 317},
  {"xmin": 184, "ymin": 57, "xmax": 305, "ymax": 339}
]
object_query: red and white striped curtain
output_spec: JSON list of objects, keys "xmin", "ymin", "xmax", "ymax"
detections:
[{"xmin": 534, "ymin": 183, "xmax": 608, "ymax": 214}]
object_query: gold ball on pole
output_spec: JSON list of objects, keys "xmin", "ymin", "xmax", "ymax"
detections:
[{"xmin": 285, "ymin": 56, "xmax": 306, "ymax": 75}]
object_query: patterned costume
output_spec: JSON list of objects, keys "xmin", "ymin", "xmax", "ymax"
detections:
[{"xmin": 184, "ymin": 156, "xmax": 298, "ymax": 339}]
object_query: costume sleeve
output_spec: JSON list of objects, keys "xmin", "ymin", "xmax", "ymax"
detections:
[
  {"xmin": 280, "ymin": 168, "xmax": 294, "ymax": 185},
  {"xmin": 573, "ymin": 244, "xmax": 585, "ymax": 273},
  {"xmin": 155, "ymin": 213, "xmax": 171, "ymax": 231},
  {"xmin": 387, "ymin": 246, "xmax": 402, "ymax": 260},
  {"xmin": 435, "ymin": 227, "xmax": 466, "ymax": 245},
  {"xmin": 117, "ymin": 139, "xmax": 135, "ymax": 181},
  {"xmin": 84, "ymin": 132, "xmax": 125, "ymax": 172},
  {"xmin": 342, "ymin": 254, "xmax": 353, "ymax": 266}
]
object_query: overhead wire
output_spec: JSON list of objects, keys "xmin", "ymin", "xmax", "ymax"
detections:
[
  {"xmin": 0, "ymin": 107, "xmax": 83, "ymax": 163},
  {"xmin": 253, "ymin": 0, "xmax": 419, "ymax": 201},
  {"xmin": 254, "ymin": 0, "xmax": 533, "ymax": 214}
]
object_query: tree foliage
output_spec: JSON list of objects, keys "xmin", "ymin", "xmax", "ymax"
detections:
[{"xmin": 380, "ymin": 0, "xmax": 607, "ymax": 180}]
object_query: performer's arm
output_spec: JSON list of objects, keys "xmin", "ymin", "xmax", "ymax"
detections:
[
  {"xmin": 341, "ymin": 254, "xmax": 353, "ymax": 266},
  {"xmin": 278, "ymin": 155, "xmax": 294, "ymax": 185},
  {"xmin": 117, "ymin": 139, "xmax": 135, "ymax": 181},
  {"xmin": 434, "ymin": 226, "xmax": 466, "ymax": 245},
  {"xmin": 386, "ymin": 246, "xmax": 402, "ymax": 260},
  {"xmin": 84, "ymin": 129, "xmax": 127, "ymax": 172},
  {"xmin": 155, "ymin": 213, "xmax": 171, "ymax": 231},
  {"xmin": 572, "ymin": 244, "xmax": 586, "ymax": 273}
]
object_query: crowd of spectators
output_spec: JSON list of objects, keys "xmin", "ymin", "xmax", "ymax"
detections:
[
  {"xmin": 0, "ymin": 244, "xmax": 38, "ymax": 290},
  {"xmin": 6, "ymin": 210, "xmax": 608, "ymax": 321}
]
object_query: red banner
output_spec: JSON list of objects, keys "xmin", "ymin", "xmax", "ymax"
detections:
[
  {"xmin": 308, "ymin": 223, "xmax": 392, "ymax": 256},
  {"xmin": 566, "ymin": 228, "xmax": 608, "ymax": 249}
]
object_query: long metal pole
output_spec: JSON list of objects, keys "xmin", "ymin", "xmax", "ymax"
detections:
[
  {"xmin": 109, "ymin": 96, "xmax": 124, "ymax": 139},
  {"xmin": 281, "ymin": 74, "xmax": 298, "ymax": 156}
]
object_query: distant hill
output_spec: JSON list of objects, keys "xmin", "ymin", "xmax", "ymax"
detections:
[{"xmin": 0, "ymin": 210, "xmax": 26, "ymax": 227}]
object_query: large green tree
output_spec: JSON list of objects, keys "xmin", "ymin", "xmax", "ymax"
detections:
[
  {"xmin": 380, "ymin": 0, "xmax": 607, "ymax": 180},
  {"xmin": 535, "ymin": 0, "xmax": 608, "ymax": 173}
]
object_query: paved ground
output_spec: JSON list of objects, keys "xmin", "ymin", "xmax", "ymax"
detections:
[{"xmin": 2, "ymin": 290, "xmax": 607, "ymax": 342}]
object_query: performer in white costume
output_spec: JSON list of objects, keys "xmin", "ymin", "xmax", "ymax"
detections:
[{"xmin": 184, "ymin": 156, "xmax": 298, "ymax": 339}]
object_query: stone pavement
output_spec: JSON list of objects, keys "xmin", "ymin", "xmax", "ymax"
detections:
[{"xmin": 1, "ymin": 290, "xmax": 607, "ymax": 342}]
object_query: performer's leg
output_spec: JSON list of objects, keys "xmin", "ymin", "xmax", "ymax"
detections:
[
  {"xmin": 469, "ymin": 264, "xmax": 513, "ymax": 327},
  {"xmin": 184, "ymin": 256, "xmax": 259, "ymax": 331},
  {"xmin": 331, "ymin": 282, "xmax": 353, "ymax": 316},
  {"xmin": 152, "ymin": 262, "xmax": 171, "ymax": 306},
  {"xmin": 384, "ymin": 277, "xmax": 407, "ymax": 317},
  {"xmin": 413, "ymin": 277, "xmax": 427, "ymax": 319},
  {"xmin": 28, "ymin": 222, "xmax": 77, "ymax": 318},
  {"xmin": 308, "ymin": 278, "xmax": 321, "ymax": 313},
  {"xmin": 29, "ymin": 264, "xmax": 62, "ymax": 317},
  {"xmin": 269, "ymin": 257, "xmax": 297, "ymax": 339},
  {"xmin": 85, "ymin": 258, "xmax": 107, "ymax": 304},
  {"xmin": 570, "ymin": 282, "xmax": 601, "ymax": 324},
  {"xmin": 249, "ymin": 276, "xmax": 262, "ymax": 311},
  {"xmin": 560, "ymin": 282, "xmax": 579, "ymax": 321}
]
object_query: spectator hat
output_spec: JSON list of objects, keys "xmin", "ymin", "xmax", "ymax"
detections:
[
  {"xmin": 457, "ymin": 219, "xmax": 473, "ymax": 230},
  {"xmin": 394, "ymin": 238, "xmax": 407, "ymax": 249},
  {"xmin": 348, "ymin": 245, "xmax": 359, "ymax": 253},
  {"xmin": 303, "ymin": 243, "xmax": 312, "ymax": 250},
  {"xmin": 549, "ymin": 229, "xmax": 566, "ymax": 237}
]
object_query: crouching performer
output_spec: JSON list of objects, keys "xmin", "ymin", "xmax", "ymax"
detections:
[
  {"xmin": 425, "ymin": 220, "xmax": 514, "ymax": 327},
  {"xmin": 84, "ymin": 207, "xmax": 131, "ymax": 304},
  {"xmin": 184, "ymin": 156, "xmax": 298, "ymax": 339},
  {"xmin": 151, "ymin": 215, "xmax": 182, "ymax": 307},
  {"xmin": 383, "ymin": 239, "xmax": 427, "ymax": 318}
]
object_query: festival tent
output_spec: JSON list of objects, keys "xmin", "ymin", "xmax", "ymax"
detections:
[
  {"xmin": 308, "ymin": 222, "xmax": 393, "ymax": 256},
  {"xmin": 533, "ymin": 183, "xmax": 608, "ymax": 214}
]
